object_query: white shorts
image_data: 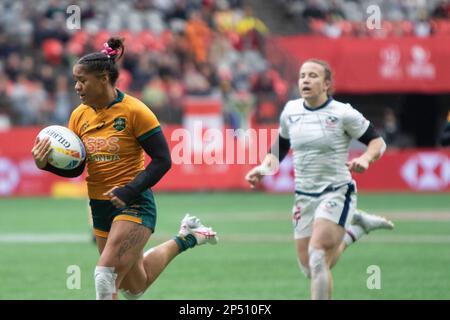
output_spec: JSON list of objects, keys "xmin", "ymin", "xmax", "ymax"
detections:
[{"xmin": 292, "ymin": 182, "xmax": 357, "ymax": 240}]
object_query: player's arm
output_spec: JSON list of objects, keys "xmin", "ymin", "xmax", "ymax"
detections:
[
  {"xmin": 245, "ymin": 134, "xmax": 290, "ymax": 188},
  {"xmin": 43, "ymin": 160, "xmax": 86, "ymax": 178},
  {"xmin": 246, "ymin": 102, "xmax": 291, "ymax": 188},
  {"xmin": 346, "ymin": 123, "xmax": 386, "ymax": 173},
  {"xmin": 269, "ymin": 134, "xmax": 291, "ymax": 162},
  {"xmin": 31, "ymin": 136, "xmax": 85, "ymax": 178},
  {"xmin": 109, "ymin": 130, "xmax": 172, "ymax": 205}
]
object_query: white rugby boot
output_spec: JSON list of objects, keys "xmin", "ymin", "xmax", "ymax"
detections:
[
  {"xmin": 351, "ymin": 209, "xmax": 394, "ymax": 233},
  {"xmin": 179, "ymin": 214, "xmax": 218, "ymax": 245}
]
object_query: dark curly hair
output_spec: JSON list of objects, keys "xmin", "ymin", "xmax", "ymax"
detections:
[{"xmin": 76, "ymin": 37, "xmax": 125, "ymax": 86}]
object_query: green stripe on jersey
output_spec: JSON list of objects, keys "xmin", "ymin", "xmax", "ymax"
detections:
[{"xmin": 138, "ymin": 126, "xmax": 162, "ymax": 142}]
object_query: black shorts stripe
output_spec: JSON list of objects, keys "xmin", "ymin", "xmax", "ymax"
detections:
[{"xmin": 338, "ymin": 183, "xmax": 355, "ymax": 227}]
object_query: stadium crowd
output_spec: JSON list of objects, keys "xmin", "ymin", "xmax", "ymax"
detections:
[
  {"xmin": 0, "ymin": 0, "xmax": 448, "ymax": 147},
  {"xmin": 0, "ymin": 0, "xmax": 289, "ymax": 129},
  {"xmin": 279, "ymin": 0, "xmax": 450, "ymax": 38}
]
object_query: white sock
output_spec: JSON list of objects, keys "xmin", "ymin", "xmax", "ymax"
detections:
[
  {"xmin": 343, "ymin": 225, "xmax": 366, "ymax": 246},
  {"xmin": 121, "ymin": 289, "xmax": 144, "ymax": 300},
  {"xmin": 297, "ymin": 258, "xmax": 311, "ymax": 279},
  {"xmin": 309, "ymin": 247, "xmax": 329, "ymax": 300},
  {"xmin": 94, "ymin": 266, "xmax": 117, "ymax": 300}
]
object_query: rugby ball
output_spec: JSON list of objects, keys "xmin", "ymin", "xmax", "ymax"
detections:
[{"xmin": 37, "ymin": 125, "xmax": 86, "ymax": 170}]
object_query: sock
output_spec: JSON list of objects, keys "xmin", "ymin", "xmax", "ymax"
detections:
[
  {"xmin": 309, "ymin": 248, "xmax": 329, "ymax": 300},
  {"xmin": 121, "ymin": 289, "xmax": 144, "ymax": 300},
  {"xmin": 94, "ymin": 266, "xmax": 117, "ymax": 300},
  {"xmin": 297, "ymin": 258, "xmax": 311, "ymax": 279},
  {"xmin": 173, "ymin": 234, "xmax": 197, "ymax": 253},
  {"xmin": 343, "ymin": 225, "xmax": 366, "ymax": 246}
]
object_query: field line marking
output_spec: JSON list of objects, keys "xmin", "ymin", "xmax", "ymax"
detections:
[
  {"xmin": 1, "ymin": 233, "xmax": 450, "ymax": 244},
  {"xmin": 193, "ymin": 211, "xmax": 450, "ymax": 222},
  {"xmin": 0, "ymin": 233, "xmax": 90, "ymax": 243}
]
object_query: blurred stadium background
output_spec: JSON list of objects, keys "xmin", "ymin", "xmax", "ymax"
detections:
[{"xmin": 0, "ymin": 0, "xmax": 449, "ymax": 300}]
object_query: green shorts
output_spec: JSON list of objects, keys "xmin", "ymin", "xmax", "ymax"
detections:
[{"xmin": 89, "ymin": 189, "xmax": 157, "ymax": 238}]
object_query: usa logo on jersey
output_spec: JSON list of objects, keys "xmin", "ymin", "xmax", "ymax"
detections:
[{"xmin": 326, "ymin": 116, "xmax": 339, "ymax": 127}]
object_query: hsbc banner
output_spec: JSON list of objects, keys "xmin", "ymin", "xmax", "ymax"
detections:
[
  {"xmin": 1, "ymin": 127, "xmax": 449, "ymax": 196},
  {"xmin": 263, "ymin": 150, "xmax": 450, "ymax": 192},
  {"xmin": 273, "ymin": 35, "xmax": 450, "ymax": 93},
  {"xmin": 0, "ymin": 127, "xmax": 85, "ymax": 197},
  {"xmin": 357, "ymin": 150, "xmax": 450, "ymax": 191},
  {"xmin": 0, "ymin": 126, "xmax": 256, "ymax": 196}
]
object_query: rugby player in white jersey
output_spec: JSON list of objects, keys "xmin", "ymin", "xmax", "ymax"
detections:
[{"xmin": 246, "ymin": 59, "xmax": 394, "ymax": 300}]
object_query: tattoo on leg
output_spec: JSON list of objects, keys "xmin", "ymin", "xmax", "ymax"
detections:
[{"xmin": 117, "ymin": 224, "xmax": 147, "ymax": 261}]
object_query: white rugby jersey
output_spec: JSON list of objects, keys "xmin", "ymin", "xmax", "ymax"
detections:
[{"xmin": 279, "ymin": 97, "xmax": 369, "ymax": 194}]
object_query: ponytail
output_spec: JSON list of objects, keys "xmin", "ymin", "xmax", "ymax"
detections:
[{"xmin": 76, "ymin": 36, "xmax": 125, "ymax": 86}]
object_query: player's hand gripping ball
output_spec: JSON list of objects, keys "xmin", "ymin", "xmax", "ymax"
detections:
[{"xmin": 37, "ymin": 125, "xmax": 86, "ymax": 169}]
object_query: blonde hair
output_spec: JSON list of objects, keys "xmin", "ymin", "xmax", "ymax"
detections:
[{"xmin": 302, "ymin": 59, "xmax": 334, "ymax": 96}]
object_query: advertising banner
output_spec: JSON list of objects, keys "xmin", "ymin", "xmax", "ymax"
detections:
[
  {"xmin": 273, "ymin": 35, "xmax": 450, "ymax": 93},
  {"xmin": 1, "ymin": 127, "xmax": 449, "ymax": 196}
]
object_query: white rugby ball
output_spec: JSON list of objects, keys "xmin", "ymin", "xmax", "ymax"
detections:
[{"xmin": 37, "ymin": 125, "xmax": 86, "ymax": 170}]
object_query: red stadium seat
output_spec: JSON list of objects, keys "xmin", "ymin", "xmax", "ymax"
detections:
[
  {"xmin": 351, "ymin": 21, "xmax": 367, "ymax": 37},
  {"xmin": 117, "ymin": 68, "xmax": 132, "ymax": 91},
  {"xmin": 127, "ymin": 41, "xmax": 145, "ymax": 54},
  {"xmin": 67, "ymin": 39, "xmax": 84, "ymax": 55},
  {"xmin": 160, "ymin": 30, "xmax": 174, "ymax": 47},
  {"xmin": 399, "ymin": 21, "xmax": 414, "ymax": 36},
  {"xmin": 138, "ymin": 30, "xmax": 165, "ymax": 52},
  {"xmin": 382, "ymin": 21, "xmax": 394, "ymax": 37},
  {"xmin": 118, "ymin": 30, "xmax": 134, "ymax": 43},
  {"xmin": 338, "ymin": 21, "xmax": 353, "ymax": 36},
  {"xmin": 431, "ymin": 20, "xmax": 450, "ymax": 35},
  {"xmin": 367, "ymin": 20, "xmax": 392, "ymax": 38},
  {"xmin": 68, "ymin": 31, "xmax": 88, "ymax": 55},
  {"xmin": 42, "ymin": 38, "xmax": 63, "ymax": 64},
  {"xmin": 72, "ymin": 30, "xmax": 89, "ymax": 45},
  {"xmin": 138, "ymin": 30, "xmax": 156, "ymax": 48},
  {"xmin": 93, "ymin": 30, "xmax": 111, "ymax": 50},
  {"xmin": 444, "ymin": 21, "xmax": 450, "ymax": 35},
  {"xmin": 258, "ymin": 101, "xmax": 277, "ymax": 119},
  {"xmin": 309, "ymin": 19, "xmax": 325, "ymax": 35}
]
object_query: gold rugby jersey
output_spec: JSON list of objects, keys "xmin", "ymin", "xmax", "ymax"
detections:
[{"xmin": 68, "ymin": 89, "xmax": 161, "ymax": 200}]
